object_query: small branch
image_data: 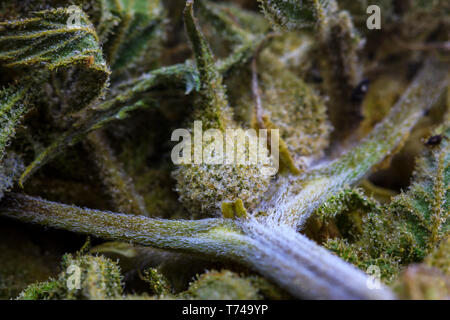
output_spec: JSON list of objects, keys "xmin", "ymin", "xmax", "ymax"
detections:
[
  {"xmin": 85, "ymin": 131, "xmax": 148, "ymax": 216},
  {"xmin": 251, "ymin": 50, "xmax": 264, "ymax": 129},
  {"xmin": 250, "ymin": 32, "xmax": 279, "ymax": 129},
  {"xmin": 257, "ymin": 59, "xmax": 449, "ymax": 229}
]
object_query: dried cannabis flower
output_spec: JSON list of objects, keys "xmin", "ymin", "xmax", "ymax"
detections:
[
  {"xmin": 17, "ymin": 254, "xmax": 123, "ymax": 300},
  {"xmin": 0, "ymin": 0, "xmax": 448, "ymax": 301},
  {"xmin": 184, "ymin": 270, "xmax": 262, "ymax": 300}
]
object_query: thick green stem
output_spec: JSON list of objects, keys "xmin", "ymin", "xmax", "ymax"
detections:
[
  {"xmin": 0, "ymin": 193, "xmax": 395, "ymax": 299},
  {"xmin": 240, "ymin": 220, "xmax": 395, "ymax": 299},
  {"xmin": 0, "ymin": 193, "xmax": 248, "ymax": 258}
]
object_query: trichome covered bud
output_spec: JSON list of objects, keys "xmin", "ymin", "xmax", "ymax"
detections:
[{"xmin": 172, "ymin": 0, "xmax": 274, "ymax": 217}]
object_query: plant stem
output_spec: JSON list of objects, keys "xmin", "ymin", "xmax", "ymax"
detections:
[
  {"xmin": 0, "ymin": 193, "xmax": 395, "ymax": 299},
  {"xmin": 258, "ymin": 59, "xmax": 449, "ymax": 230}
]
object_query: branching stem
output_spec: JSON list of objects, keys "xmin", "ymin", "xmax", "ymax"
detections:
[
  {"xmin": 257, "ymin": 59, "xmax": 449, "ymax": 229},
  {"xmin": 0, "ymin": 193, "xmax": 394, "ymax": 299}
]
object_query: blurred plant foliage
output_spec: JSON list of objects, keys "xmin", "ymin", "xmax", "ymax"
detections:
[{"xmin": 0, "ymin": 0, "xmax": 448, "ymax": 300}]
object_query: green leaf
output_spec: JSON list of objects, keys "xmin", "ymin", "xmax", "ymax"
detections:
[
  {"xmin": 0, "ymin": 84, "xmax": 30, "ymax": 159},
  {"xmin": 0, "ymin": 8, "xmax": 105, "ymax": 69},
  {"xmin": 197, "ymin": 0, "xmax": 250, "ymax": 44},
  {"xmin": 0, "ymin": 6, "xmax": 110, "ymax": 114},
  {"xmin": 258, "ymin": 0, "xmax": 336, "ymax": 30},
  {"xmin": 0, "ymin": 6, "xmax": 115, "ymax": 185},
  {"xmin": 390, "ymin": 125, "xmax": 450, "ymax": 251},
  {"xmin": 100, "ymin": 0, "xmax": 165, "ymax": 81},
  {"xmin": 316, "ymin": 188, "xmax": 381, "ymax": 220}
]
